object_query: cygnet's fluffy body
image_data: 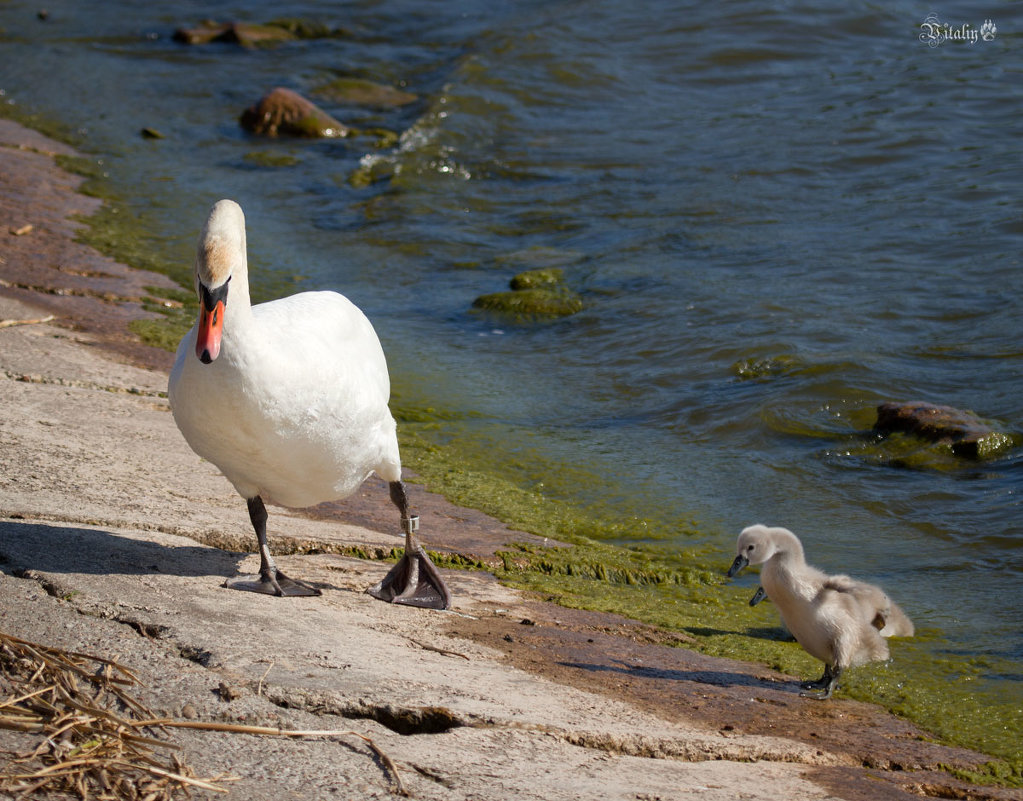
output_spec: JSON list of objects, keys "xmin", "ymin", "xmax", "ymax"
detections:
[{"xmin": 728, "ymin": 524, "xmax": 913, "ymax": 698}]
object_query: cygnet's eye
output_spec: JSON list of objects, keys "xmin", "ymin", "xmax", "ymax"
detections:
[{"xmin": 746, "ymin": 544, "xmax": 755, "ymax": 553}]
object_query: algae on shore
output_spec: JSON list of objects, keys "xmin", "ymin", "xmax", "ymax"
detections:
[{"xmin": 390, "ymin": 405, "xmax": 1023, "ymax": 783}]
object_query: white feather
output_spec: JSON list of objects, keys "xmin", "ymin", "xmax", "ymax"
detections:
[{"xmin": 168, "ymin": 200, "xmax": 401, "ymax": 510}]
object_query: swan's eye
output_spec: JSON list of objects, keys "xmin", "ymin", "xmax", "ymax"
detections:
[{"xmin": 746, "ymin": 544, "xmax": 755, "ymax": 553}]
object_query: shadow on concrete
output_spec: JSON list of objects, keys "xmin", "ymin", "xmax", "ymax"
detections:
[
  {"xmin": 557, "ymin": 657, "xmax": 793, "ymax": 692},
  {"xmin": 0, "ymin": 519, "xmax": 336, "ymax": 592}
]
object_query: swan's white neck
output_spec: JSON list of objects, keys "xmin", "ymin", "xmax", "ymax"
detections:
[{"xmin": 194, "ymin": 198, "xmax": 255, "ymax": 344}]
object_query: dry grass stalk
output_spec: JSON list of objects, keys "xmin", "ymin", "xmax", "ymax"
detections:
[
  {"xmin": 0, "ymin": 314, "xmax": 55, "ymax": 328},
  {"xmin": 0, "ymin": 630, "xmax": 230, "ymax": 799},
  {"xmin": 0, "ymin": 631, "xmax": 408, "ymax": 797},
  {"xmin": 131, "ymin": 720, "xmax": 407, "ymax": 796}
]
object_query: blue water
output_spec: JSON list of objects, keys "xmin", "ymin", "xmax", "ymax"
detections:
[{"xmin": 2, "ymin": 1, "xmax": 1022, "ymax": 694}]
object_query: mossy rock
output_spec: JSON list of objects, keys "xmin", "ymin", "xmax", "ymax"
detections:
[
  {"xmin": 360, "ymin": 127, "xmax": 400, "ymax": 149},
  {"xmin": 509, "ymin": 267, "xmax": 563, "ymax": 290},
  {"xmin": 240, "ymin": 88, "xmax": 349, "ymax": 138},
  {"xmin": 265, "ymin": 18, "xmax": 339, "ymax": 39},
  {"xmin": 314, "ymin": 77, "xmax": 417, "ymax": 108},
  {"xmin": 874, "ymin": 401, "xmax": 1017, "ymax": 460},
  {"xmin": 348, "ymin": 155, "xmax": 395, "ymax": 188},
  {"xmin": 472, "ymin": 287, "xmax": 583, "ymax": 321},
  {"xmin": 851, "ymin": 432, "xmax": 1012, "ymax": 471},
  {"xmin": 242, "ymin": 151, "xmax": 300, "ymax": 168},
  {"xmin": 174, "ymin": 18, "xmax": 341, "ymax": 48},
  {"xmin": 174, "ymin": 20, "xmax": 296, "ymax": 47}
]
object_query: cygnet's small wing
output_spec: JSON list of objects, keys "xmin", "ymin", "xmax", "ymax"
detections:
[
  {"xmin": 820, "ymin": 587, "xmax": 891, "ymax": 669},
  {"xmin": 877, "ymin": 600, "xmax": 914, "ymax": 638},
  {"xmin": 821, "ymin": 575, "xmax": 914, "ymax": 639}
]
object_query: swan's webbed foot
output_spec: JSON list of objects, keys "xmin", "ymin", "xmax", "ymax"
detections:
[
  {"xmin": 224, "ymin": 569, "xmax": 322, "ymax": 597},
  {"xmin": 368, "ymin": 486, "xmax": 452, "ymax": 610},
  {"xmin": 367, "ymin": 515, "xmax": 451, "ymax": 609},
  {"xmin": 226, "ymin": 495, "xmax": 322, "ymax": 597},
  {"xmin": 799, "ymin": 665, "xmax": 839, "ymax": 699}
]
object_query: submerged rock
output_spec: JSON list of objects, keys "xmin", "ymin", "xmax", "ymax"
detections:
[
  {"xmin": 495, "ymin": 246, "xmax": 586, "ymax": 270},
  {"xmin": 472, "ymin": 287, "xmax": 583, "ymax": 320},
  {"xmin": 314, "ymin": 77, "xmax": 418, "ymax": 108},
  {"xmin": 472, "ymin": 268, "xmax": 582, "ymax": 321},
  {"xmin": 509, "ymin": 267, "xmax": 564, "ymax": 290},
  {"xmin": 242, "ymin": 150, "xmax": 300, "ymax": 168},
  {"xmin": 240, "ymin": 88, "xmax": 349, "ymax": 138},
  {"xmin": 174, "ymin": 19, "xmax": 340, "ymax": 48},
  {"xmin": 873, "ymin": 401, "xmax": 1015, "ymax": 460}
]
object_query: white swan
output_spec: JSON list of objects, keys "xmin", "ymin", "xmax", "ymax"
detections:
[
  {"xmin": 727, "ymin": 524, "xmax": 913, "ymax": 698},
  {"xmin": 168, "ymin": 199, "xmax": 450, "ymax": 609}
]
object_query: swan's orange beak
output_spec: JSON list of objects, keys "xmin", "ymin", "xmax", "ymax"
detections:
[
  {"xmin": 196, "ymin": 279, "xmax": 229, "ymax": 364},
  {"xmin": 196, "ymin": 301, "xmax": 224, "ymax": 364}
]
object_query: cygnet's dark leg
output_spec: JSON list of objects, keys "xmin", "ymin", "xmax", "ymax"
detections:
[
  {"xmin": 223, "ymin": 496, "xmax": 322, "ymax": 597},
  {"xmin": 800, "ymin": 664, "xmax": 840, "ymax": 699},
  {"xmin": 366, "ymin": 481, "xmax": 452, "ymax": 610}
]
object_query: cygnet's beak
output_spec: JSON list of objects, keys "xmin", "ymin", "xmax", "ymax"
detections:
[
  {"xmin": 727, "ymin": 554, "xmax": 748, "ymax": 578},
  {"xmin": 196, "ymin": 279, "xmax": 230, "ymax": 364}
]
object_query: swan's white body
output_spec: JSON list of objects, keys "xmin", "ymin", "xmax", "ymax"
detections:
[
  {"xmin": 166, "ymin": 199, "xmax": 450, "ymax": 607},
  {"xmin": 730, "ymin": 525, "xmax": 913, "ymax": 696},
  {"xmin": 170, "ymin": 289, "xmax": 401, "ymax": 508}
]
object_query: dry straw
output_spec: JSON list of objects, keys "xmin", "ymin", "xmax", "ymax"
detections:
[{"xmin": 0, "ymin": 630, "xmax": 406, "ymax": 798}]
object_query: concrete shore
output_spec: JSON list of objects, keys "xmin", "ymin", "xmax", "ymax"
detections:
[{"xmin": 0, "ymin": 118, "xmax": 1016, "ymax": 800}]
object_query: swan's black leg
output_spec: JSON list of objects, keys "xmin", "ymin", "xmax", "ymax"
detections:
[
  {"xmin": 366, "ymin": 481, "xmax": 452, "ymax": 609},
  {"xmin": 223, "ymin": 496, "xmax": 321, "ymax": 597}
]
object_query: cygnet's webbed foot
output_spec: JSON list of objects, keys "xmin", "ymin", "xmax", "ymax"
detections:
[
  {"xmin": 799, "ymin": 665, "xmax": 839, "ymax": 699},
  {"xmin": 225, "ymin": 569, "xmax": 322, "ymax": 597},
  {"xmin": 367, "ymin": 543, "xmax": 451, "ymax": 609}
]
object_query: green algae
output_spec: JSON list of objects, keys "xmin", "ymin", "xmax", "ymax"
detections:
[
  {"xmin": 472, "ymin": 287, "xmax": 583, "ymax": 321},
  {"xmin": 314, "ymin": 77, "xmax": 418, "ymax": 108},
  {"xmin": 392, "ymin": 407, "xmax": 1023, "ymax": 783},
  {"xmin": 242, "ymin": 150, "xmax": 300, "ymax": 168},
  {"xmin": 472, "ymin": 264, "xmax": 583, "ymax": 321},
  {"xmin": 128, "ymin": 309, "xmax": 194, "ymax": 353},
  {"xmin": 0, "ymin": 100, "xmax": 82, "ymax": 148},
  {"xmin": 509, "ymin": 267, "xmax": 564, "ymax": 290},
  {"xmin": 843, "ymin": 430, "xmax": 1020, "ymax": 471},
  {"xmin": 349, "ymin": 154, "xmax": 395, "ymax": 188}
]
